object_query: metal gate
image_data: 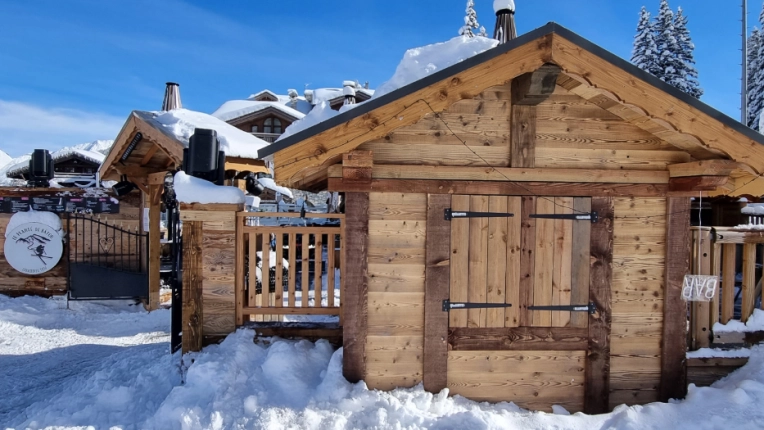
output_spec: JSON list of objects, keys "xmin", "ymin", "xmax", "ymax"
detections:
[{"xmin": 67, "ymin": 213, "xmax": 149, "ymax": 299}]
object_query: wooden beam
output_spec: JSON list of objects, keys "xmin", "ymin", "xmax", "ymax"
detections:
[
  {"xmin": 328, "ymin": 178, "xmax": 693, "ymax": 197},
  {"xmin": 182, "ymin": 220, "xmax": 203, "ymax": 353},
  {"xmin": 448, "ymin": 327, "xmax": 588, "ymax": 351},
  {"xmin": 668, "ymin": 160, "xmax": 753, "ymax": 178},
  {"xmin": 342, "ymin": 150, "xmax": 373, "ymax": 185},
  {"xmin": 147, "ymin": 171, "xmax": 169, "ymax": 186},
  {"xmin": 423, "ymin": 194, "xmax": 451, "ymax": 394},
  {"xmin": 327, "ymin": 164, "xmax": 671, "ymax": 184},
  {"xmin": 660, "ymin": 197, "xmax": 691, "ymax": 402},
  {"xmin": 511, "ymin": 63, "xmax": 562, "ymax": 105},
  {"xmin": 342, "ymin": 192, "xmax": 369, "ymax": 383},
  {"xmin": 139, "ymin": 145, "xmax": 159, "ymax": 166},
  {"xmin": 148, "ymin": 184, "xmax": 162, "ymax": 311},
  {"xmin": 116, "ymin": 165, "xmax": 163, "ymax": 178},
  {"xmin": 510, "ymin": 104, "xmax": 536, "ymax": 168},
  {"xmin": 585, "ymin": 196, "xmax": 613, "ymax": 415},
  {"xmin": 669, "ymin": 176, "xmax": 729, "ymax": 192},
  {"xmin": 519, "ymin": 196, "xmax": 536, "ymax": 327},
  {"xmin": 225, "ymin": 156, "xmax": 269, "ymax": 175},
  {"xmin": 99, "ymin": 114, "xmax": 138, "ymax": 179}
]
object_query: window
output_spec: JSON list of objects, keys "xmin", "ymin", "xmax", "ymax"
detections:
[
  {"xmin": 251, "ymin": 125, "xmax": 258, "ymax": 133},
  {"xmin": 264, "ymin": 118, "xmax": 272, "ymax": 134},
  {"xmin": 264, "ymin": 118, "xmax": 282, "ymax": 134},
  {"xmin": 273, "ymin": 118, "xmax": 282, "ymax": 134}
]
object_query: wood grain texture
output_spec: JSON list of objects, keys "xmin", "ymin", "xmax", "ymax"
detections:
[
  {"xmin": 182, "ymin": 221, "xmax": 203, "ymax": 353},
  {"xmin": 423, "ymin": 194, "xmax": 451, "ymax": 393},
  {"xmin": 570, "ymin": 198, "xmax": 592, "ymax": 328},
  {"xmin": 552, "ymin": 197, "xmax": 574, "ymax": 327},
  {"xmin": 487, "ymin": 196, "xmax": 509, "ymax": 328},
  {"xmin": 343, "ymin": 192, "xmax": 370, "ymax": 383},
  {"xmin": 450, "ymin": 195, "xmax": 471, "ymax": 328},
  {"xmin": 660, "ymin": 197, "xmax": 691, "ymax": 402},
  {"xmin": 741, "ymin": 243, "xmax": 757, "ymax": 323},
  {"xmin": 510, "ymin": 104, "xmax": 536, "ymax": 168},
  {"xmin": 148, "ymin": 184, "xmax": 162, "ymax": 311},
  {"xmin": 721, "ymin": 244, "xmax": 736, "ymax": 324},
  {"xmin": 519, "ymin": 197, "xmax": 537, "ymax": 327},
  {"xmin": 468, "ymin": 196, "xmax": 489, "ymax": 328},
  {"xmin": 533, "ymin": 198, "xmax": 555, "ymax": 326},
  {"xmin": 448, "ymin": 327, "xmax": 588, "ymax": 351},
  {"xmin": 505, "ymin": 197, "xmax": 523, "ymax": 328},
  {"xmin": 585, "ymin": 197, "xmax": 613, "ymax": 414}
]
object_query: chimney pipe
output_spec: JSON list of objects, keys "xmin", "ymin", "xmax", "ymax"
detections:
[
  {"xmin": 493, "ymin": 0, "xmax": 517, "ymax": 44},
  {"xmin": 162, "ymin": 82, "xmax": 182, "ymax": 111}
]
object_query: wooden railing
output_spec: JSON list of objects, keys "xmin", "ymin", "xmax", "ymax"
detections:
[
  {"xmin": 689, "ymin": 227, "xmax": 764, "ymax": 349},
  {"xmin": 235, "ymin": 212, "xmax": 344, "ymax": 324}
]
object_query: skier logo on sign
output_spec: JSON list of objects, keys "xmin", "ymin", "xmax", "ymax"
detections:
[{"xmin": 16, "ymin": 233, "xmax": 53, "ymax": 266}]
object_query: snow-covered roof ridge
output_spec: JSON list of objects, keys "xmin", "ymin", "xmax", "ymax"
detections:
[
  {"xmin": 138, "ymin": 108, "xmax": 269, "ymax": 160},
  {"xmin": 211, "ymin": 100, "xmax": 306, "ymax": 123},
  {"xmin": 5, "ymin": 147, "xmax": 107, "ymax": 177}
]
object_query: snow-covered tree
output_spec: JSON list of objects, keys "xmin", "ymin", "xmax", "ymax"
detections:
[
  {"xmin": 747, "ymin": 27, "xmax": 762, "ymax": 130},
  {"xmin": 459, "ymin": 0, "xmax": 480, "ymax": 38},
  {"xmin": 673, "ymin": 7, "xmax": 703, "ymax": 98},
  {"xmin": 631, "ymin": 7, "xmax": 661, "ymax": 77},
  {"xmin": 653, "ymin": 0, "xmax": 684, "ymax": 85}
]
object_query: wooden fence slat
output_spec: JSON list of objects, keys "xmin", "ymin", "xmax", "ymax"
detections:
[
  {"xmin": 303, "ymin": 235, "xmax": 310, "ymax": 308},
  {"xmin": 710, "ymin": 242, "xmax": 722, "ymax": 326},
  {"xmin": 275, "ymin": 233, "xmax": 284, "ymax": 308},
  {"xmin": 742, "ymin": 243, "xmax": 757, "ymax": 323},
  {"xmin": 236, "ymin": 219, "xmax": 245, "ymax": 326},
  {"xmin": 248, "ymin": 234, "xmax": 257, "ymax": 309},
  {"xmin": 721, "ymin": 243, "xmax": 737, "ymax": 324},
  {"xmin": 181, "ymin": 221, "xmax": 203, "ymax": 354},
  {"xmin": 315, "ymin": 235, "xmax": 324, "ymax": 307},
  {"xmin": 328, "ymin": 234, "xmax": 336, "ymax": 307},
  {"xmin": 693, "ymin": 229, "xmax": 712, "ymax": 349},
  {"xmin": 288, "ymin": 233, "xmax": 296, "ymax": 307}
]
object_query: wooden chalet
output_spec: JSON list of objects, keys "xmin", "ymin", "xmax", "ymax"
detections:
[
  {"xmin": 255, "ymin": 23, "xmax": 764, "ymax": 413},
  {"xmin": 6, "ymin": 149, "xmax": 104, "ymax": 187}
]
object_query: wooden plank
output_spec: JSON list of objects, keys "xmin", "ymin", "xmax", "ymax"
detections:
[
  {"xmin": 510, "ymin": 104, "xmax": 536, "ymax": 168},
  {"xmin": 505, "ymin": 197, "xmax": 522, "ymax": 328},
  {"xmin": 669, "ymin": 176, "xmax": 729, "ymax": 192},
  {"xmin": 315, "ymin": 234, "xmax": 323, "ymax": 306},
  {"xmin": 288, "ymin": 233, "xmax": 296, "ymax": 307},
  {"xmin": 450, "ymin": 195, "xmax": 470, "ymax": 328},
  {"xmin": 328, "ymin": 178, "xmax": 682, "ymax": 198},
  {"xmin": 741, "ymin": 243, "xmax": 757, "ymax": 323},
  {"xmin": 235, "ymin": 216, "xmax": 245, "ymax": 326},
  {"xmin": 519, "ymin": 197, "xmax": 536, "ymax": 327},
  {"xmin": 327, "ymin": 233, "xmax": 336, "ymax": 307},
  {"xmin": 368, "ymin": 192, "xmax": 427, "ymax": 221},
  {"xmin": 585, "ymin": 196, "xmax": 613, "ymax": 414},
  {"xmin": 692, "ymin": 229, "xmax": 712, "ymax": 349},
  {"xmin": 721, "ymin": 243, "xmax": 736, "ymax": 324},
  {"xmin": 248, "ymin": 233, "xmax": 258, "ymax": 308},
  {"xmin": 242, "ymin": 307, "xmax": 340, "ymax": 315},
  {"xmin": 660, "ymin": 197, "xmax": 691, "ymax": 402},
  {"xmin": 274, "ymin": 233, "xmax": 284, "ymax": 308},
  {"xmin": 261, "ymin": 233, "xmax": 270, "ymax": 307},
  {"xmin": 487, "ymin": 196, "xmax": 509, "ymax": 328},
  {"xmin": 181, "ymin": 221, "xmax": 203, "ymax": 354},
  {"xmin": 423, "ymin": 194, "xmax": 451, "ymax": 394},
  {"xmin": 343, "ymin": 192, "xmax": 370, "ymax": 383},
  {"xmin": 448, "ymin": 327, "xmax": 588, "ymax": 351},
  {"xmin": 570, "ymin": 198, "xmax": 592, "ymax": 328},
  {"xmin": 359, "ymin": 142, "xmax": 511, "ymax": 167},
  {"xmin": 148, "ymin": 184, "xmax": 162, "ymax": 311},
  {"xmin": 468, "ymin": 196, "xmax": 489, "ymax": 328},
  {"xmin": 536, "ymin": 148, "xmax": 691, "ymax": 171},
  {"xmin": 302, "ymin": 234, "xmax": 310, "ymax": 308},
  {"xmin": 552, "ymin": 197, "xmax": 574, "ymax": 327},
  {"xmin": 710, "ymin": 242, "xmax": 722, "ymax": 327},
  {"xmin": 533, "ymin": 198, "xmax": 555, "ymax": 327}
]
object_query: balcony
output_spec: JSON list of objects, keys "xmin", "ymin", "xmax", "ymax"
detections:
[{"xmin": 251, "ymin": 132, "xmax": 281, "ymax": 143}]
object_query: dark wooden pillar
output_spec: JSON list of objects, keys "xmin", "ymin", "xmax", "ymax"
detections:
[
  {"xmin": 147, "ymin": 183, "xmax": 162, "ymax": 311},
  {"xmin": 585, "ymin": 197, "xmax": 613, "ymax": 414},
  {"xmin": 182, "ymin": 221, "xmax": 203, "ymax": 353},
  {"xmin": 423, "ymin": 194, "xmax": 452, "ymax": 393},
  {"xmin": 660, "ymin": 197, "xmax": 691, "ymax": 402},
  {"xmin": 342, "ymin": 192, "xmax": 369, "ymax": 383},
  {"xmin": 510, "ymin": 63, "xmax": 560, "ymax": 168}
]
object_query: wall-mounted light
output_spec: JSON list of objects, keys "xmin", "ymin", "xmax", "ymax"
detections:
[{"xmin": 120, "ymin": 132, "xmax": 143, "ymax": 163}]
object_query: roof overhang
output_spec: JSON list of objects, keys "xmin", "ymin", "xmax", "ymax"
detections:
[{"xmin": 261, "ymin": 23, "xmax": 764, "ymax": 193}]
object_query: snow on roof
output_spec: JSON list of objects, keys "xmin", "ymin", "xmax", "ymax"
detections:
[
  {"xmin": 73, "ymin": 140, "xmax": 114, "ymax": 156},
  {"xmin": 5, "ymin": 147, "xmax": 106, "ymax": 178},
  {"xmin": 211, "ymin": 100, "xmax": 305, "ymax": 123},
  {"xmin": 275, "ymin": 35, "xmax": 498, "ymax": 145},
  {"xmin": 494, "ymin": 0, "xmax": 515, "ymax": 13},
  {"xmin": 140, "ymin": 109, "xmax": 269, "ymax": 160},
  {"xmin": 248, "ymin": 89, "xmax": 279, "ymax": 100},
  {"xmin": 174, "ymin": 171, "xmax": 245, "ymax": 204}
]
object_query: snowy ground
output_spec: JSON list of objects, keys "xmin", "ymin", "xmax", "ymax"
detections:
[{"xmin": 2, "ymin": 295, "xmax": 764, "ymax": 429}]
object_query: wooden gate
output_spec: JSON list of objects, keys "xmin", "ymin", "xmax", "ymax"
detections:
[{"xmin": 437, "ymin": 195, "xmax": 604, "ymax": 412}]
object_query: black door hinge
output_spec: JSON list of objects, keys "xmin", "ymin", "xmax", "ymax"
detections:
[
  {"xmin": 445, "ymin": 209, "xmax": 515, "ymax": 221},
  {"xmin": 530, "ymin": 212, "xmax": 598, "ymax": 223},
  {"xmin": 528, "ymin": 302, "xmax": 597, "ymax": 315},
  {"xmin": 443, "ymin": 300, "xmax": 513, "ymax": 312}
]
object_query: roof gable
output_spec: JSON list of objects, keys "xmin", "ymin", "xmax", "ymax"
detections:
[{"xmin": 262, "ymin": 23, "xmax": 764, "ymax": 189}]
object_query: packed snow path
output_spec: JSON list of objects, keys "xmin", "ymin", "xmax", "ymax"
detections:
[{"xmin": 2, "ymin": 295, "xmax": 764, "ymax": 429}]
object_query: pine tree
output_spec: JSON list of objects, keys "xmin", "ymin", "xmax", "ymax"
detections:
[
  {"xmin": 673, "ymin": 7, "xmax": 703, "ymax": 98},
  {"xmin": 631, "ymin": 7, "xmax": 661, "ymax": 77},
  {"xmin": 747, "ymin": 27, "xmax": 762, "ymax": 130},
  {"xmin": 653, "ymin": 0, "xmax": 684, "ymax": 86},
  {"xmin": 459, "ymin": 0, "xmax": 480, "ymax": 37}
]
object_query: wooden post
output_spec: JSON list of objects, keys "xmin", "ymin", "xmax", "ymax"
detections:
[
  {"xmin": 423, "ymin": 194, "xmax": 451, "ymax": 394},
  {"xmin": 342, "ymin": 192, "xmax": 369, "ymax": 383},
  {"xmin": 584, "ymin": 197, "xmax": 613, "ymax": 415},
  {"xmin": 182, "ymin": 221, "xmax": 203, "ymax": 353},
  {"xmin": 741, "ymin": 243, "xmax": 757, "ymax": 323},
  {"xmin": 660, "ymin": 198, "xmax": 691, "ymax": 402},
  {"xmin": 148, "ymin": 184, "xmax": 162, "ymax": 311},
  {"xmin": 721, "ymin": 244, "xmax": 737, "ymax": 324},
  {"xmin": 692, "ymin": 229, "xmax": 712, "ymax": 349},
  {"xmin": 235, "ymin": 213, "xmax": 245, "ymax": 326}
]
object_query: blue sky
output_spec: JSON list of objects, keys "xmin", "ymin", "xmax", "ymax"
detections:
[{"xmin": 0, "ymin": 0, "xmax": 755, "ymax": 157}]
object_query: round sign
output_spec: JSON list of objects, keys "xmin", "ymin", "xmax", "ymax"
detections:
[{"xmin": 4, "ymin": 222, "xmax": 64, "ymax": 275}]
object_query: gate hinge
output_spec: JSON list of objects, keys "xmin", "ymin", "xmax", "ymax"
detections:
[
  {"xmin": 530, "ymin": 212, "xmax": 598, "ymax": 223},
  {"xmin": 528, "ymin": 302, "xmax": 597, "ymax": 315},
  {"xmin": 443, "ymin": 299, "xmax": 513, "ymax": 312},
  {"xmin": 445, "ymin": 209, "xmax": 515, "ymax": 221}
]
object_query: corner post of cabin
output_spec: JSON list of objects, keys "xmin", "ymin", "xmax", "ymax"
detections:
[
  {"xmin": 341, "ymin": 150, "xmax": 372, "ymax": 383},
  {"xmin": 660, "ymin": 197, "xmax": 692, "ymax": 402},
  {"xmin": 180, "ymin": 202, "xmax": 243, "ymax": 353},
  {"xmin": 147, "ymin": 173, "xmax": 166, "ymax": 311},
  {"xmin": 585, "ymin": 197, "xmax": 614, "ymax": 414},
  {"xmin": 510, "ymin": 63, "xmax": 560, "ymax": 168}
]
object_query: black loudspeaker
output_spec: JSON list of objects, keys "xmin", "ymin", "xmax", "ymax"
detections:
[
  {"xmin": 183, "ymin": 128, "xmax": 225, "ymax": 185},
  {"xmin": 28, "ymin": 149, "xmax": 54, "ymax": 187}
]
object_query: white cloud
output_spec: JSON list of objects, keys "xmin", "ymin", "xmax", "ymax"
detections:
[{"xmin": 0, "ymin": 100, "xmax": 124, "ymax": 157}]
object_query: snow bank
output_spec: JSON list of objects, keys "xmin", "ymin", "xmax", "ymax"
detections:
[
  {"xmin": 276, "ymin": 35, "xmax": 498, "ymax": 144},
  {"xmin": 687, "ymin": 348, "xmax": 752, "ymax": 359},
  {"xmin": 259, "ymin": 177, "xmax": 294, "ymax": 198},
  {"xmin": 714, "ymin": 309, "xmax": 764, "ymax": 333},
  {"xmin": 5, "ymin": 209, "xmax": 63, "ymax": 237},
  {"xmin": 174, "ymin": 171, "xmax": 245, "ymax": 205},
  {"xmin": 211, "ymin": 100, "xmax": 305, "ymax": 123},
  {"xmin": 146, "ymin": 109, "xmax": 269, "ymax": 160}
]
